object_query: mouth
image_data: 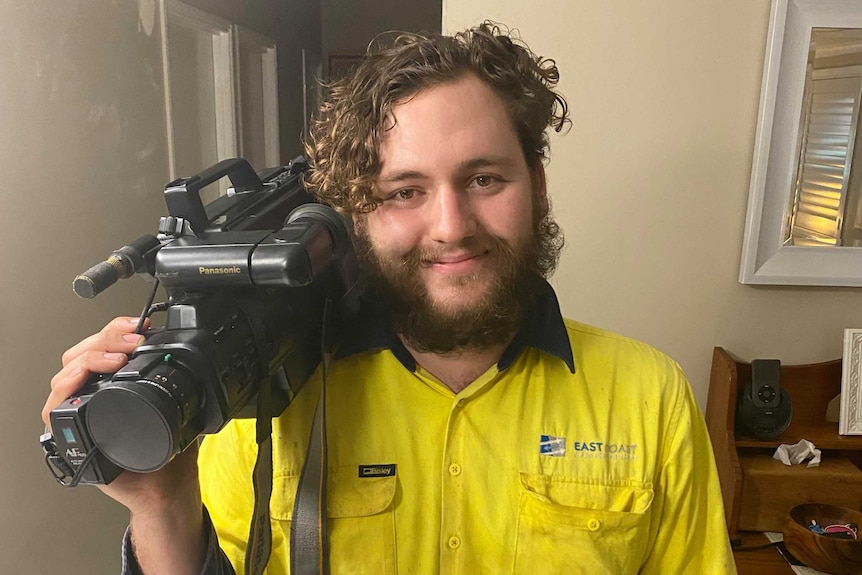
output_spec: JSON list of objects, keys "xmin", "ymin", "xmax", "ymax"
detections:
[{"xmin": 424, "ymin": 251, "xmax": 488, "ymax": 273}]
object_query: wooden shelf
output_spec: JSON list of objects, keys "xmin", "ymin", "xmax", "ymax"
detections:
[
  {"xmin": 736, "ymin": 452, "xmax": 862, "ymax": 532},
  {"xmin": 738, "ymin": 452, "xmax": 862, "ymax": 478},
  {"xmin": 736, "ymin": 421, "xmax": 862, "ymax": 450},
  {"xmin": 705, "ymin": 347, "xmax": 862, "ymax": 542}
]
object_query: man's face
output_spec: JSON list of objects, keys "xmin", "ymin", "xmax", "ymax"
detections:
[{"xmin": 355, "ymin": 73, "xmax": 550, "ymax": 352}]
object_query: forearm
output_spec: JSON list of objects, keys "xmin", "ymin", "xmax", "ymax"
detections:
[{"xmin": 129, "ymin": 491, "xmax": 206, "ymax": 575}]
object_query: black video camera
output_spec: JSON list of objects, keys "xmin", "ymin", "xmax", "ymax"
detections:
[{"xmin": 42, "ymin": 157, "xmax": 357, "ymax": 486}]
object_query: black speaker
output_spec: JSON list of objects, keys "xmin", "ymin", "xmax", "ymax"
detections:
[{"xmin": 735, "ymin": 359, "xmax": 792, "ymax": 440}]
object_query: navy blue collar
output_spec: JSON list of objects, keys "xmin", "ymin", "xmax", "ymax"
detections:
[{"xmin": 334, "ymin": 281, "xmax": 575, "ymax": 374}]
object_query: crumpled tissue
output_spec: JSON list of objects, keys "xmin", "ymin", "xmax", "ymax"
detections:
[{"xmin": 772, "ymin": 439, "xmax": 821, "ymax": 467}]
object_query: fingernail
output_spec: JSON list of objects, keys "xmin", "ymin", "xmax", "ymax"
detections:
[
  {"xmin": 123, "ymin": 334, "xmax": 143, "ymax": 344},
  {"xmin": 103, "ymin": 352, "xmax": 125, "ymax": 361},
  {"xmin": 128, "ymin": 318, "xmax": 140, "ymax": 325}
]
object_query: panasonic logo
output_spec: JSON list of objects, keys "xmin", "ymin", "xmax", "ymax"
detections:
[{"xmin": 199, "ymin": 266, "xmax": 242, "ymax": 275}]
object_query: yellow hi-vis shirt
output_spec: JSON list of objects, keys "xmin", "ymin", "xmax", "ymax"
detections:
[{"xmin": 199, "ymin": 286, "xmax": 736, "ymax": 574}]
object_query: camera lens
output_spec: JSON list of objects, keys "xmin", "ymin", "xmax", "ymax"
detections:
[{"xmin": 86, "ymin": 361, "xmax": 200, "ymax": 473}]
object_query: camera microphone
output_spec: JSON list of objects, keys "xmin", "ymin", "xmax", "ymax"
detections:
[{"xmin": 73, "ymin": 234, "xmax": 161, "ymax": 299}]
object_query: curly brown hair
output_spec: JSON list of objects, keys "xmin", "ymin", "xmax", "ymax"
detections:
[{"xmin": 303, "ymin": 21, "xmax": 570, "ymax": 213}]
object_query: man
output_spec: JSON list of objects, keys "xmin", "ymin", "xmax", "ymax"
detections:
[{"xmin": 43, "ymin": 23, "xmax": 736, "ymax": 574}]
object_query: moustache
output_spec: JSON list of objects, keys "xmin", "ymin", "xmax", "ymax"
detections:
[{"xmin": 401, "ymin": 237, "xmax": 503, "ymax": 267}]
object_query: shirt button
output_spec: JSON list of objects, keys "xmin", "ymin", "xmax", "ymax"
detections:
[
  {"xmin": 448, "ymin": 463, "xmax": 462, "ymax": 475},
  {"xmin": 587, "ymin": 518, "xmax": 601, "ymax": 531},
  {"xmin": 448, "ymin": 536, "xmax": 461, "ymax": 549}
]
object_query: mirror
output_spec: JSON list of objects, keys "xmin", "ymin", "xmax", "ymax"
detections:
[
  {"xmin": 740, "ymin": 0, "xmax": 862, "ymax": 286},
  {"xmin": 786, "ymin": 28, "xmax": 862, "ymax": 248}
]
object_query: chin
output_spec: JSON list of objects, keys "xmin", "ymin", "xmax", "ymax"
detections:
[{"xmin": 427, "ymin": 286, "xmax": 488, "ymax": 311}]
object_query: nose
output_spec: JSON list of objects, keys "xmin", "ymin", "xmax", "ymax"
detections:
[{"xmin": 427, "ymin": 187, "xmax": 476, "ymax": 243}]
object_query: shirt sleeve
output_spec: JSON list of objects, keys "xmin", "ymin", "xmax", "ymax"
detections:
[
  {"xmin": 120, "ymin": 506, "xmax": 236, "ymax": 575},
  {"xmin": 639, "ymin": 364, "xmax": 738, "ymax": 575}
]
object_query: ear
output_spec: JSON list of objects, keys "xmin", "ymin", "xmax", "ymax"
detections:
[{"xmin": 531, "ymin": 161, "xmax": 549, "ymax": 218}]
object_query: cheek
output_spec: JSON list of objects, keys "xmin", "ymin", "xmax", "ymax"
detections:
[
  {"xmin": 479, "ymin": 195, "xmax": 536, "ymax": 240},
  {"xmin": 364, "ymin": 209, "xmax": 422, "ymax": 256}
]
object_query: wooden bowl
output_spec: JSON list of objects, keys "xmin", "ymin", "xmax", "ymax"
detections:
[{"xmin": 782, "ymin": 503, "xmax": 862, "ymax": 575}]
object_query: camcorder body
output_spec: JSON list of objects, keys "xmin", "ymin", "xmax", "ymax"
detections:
[{"xmin": 43, "ymin": 157, "xmax": 357, "ymax": 486}]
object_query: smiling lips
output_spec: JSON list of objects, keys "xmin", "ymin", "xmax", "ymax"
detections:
[{"xmin": 425, "ymin": 251, "xmax": 488, "ymax": 273}]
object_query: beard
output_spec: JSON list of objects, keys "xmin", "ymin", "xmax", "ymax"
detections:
[{"xmin": 353, "ymin": 209, "xmax": 563, "ymax": 355}]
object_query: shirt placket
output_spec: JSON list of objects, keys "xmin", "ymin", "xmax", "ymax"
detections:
[{"xmin": 438, "ymin": 396, "xmax": 467, "ymax": 574}]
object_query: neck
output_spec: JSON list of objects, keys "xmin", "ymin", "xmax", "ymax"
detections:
[{"xmin": 400, "ymin": 336, "xmax": 513, "ymax": 393}]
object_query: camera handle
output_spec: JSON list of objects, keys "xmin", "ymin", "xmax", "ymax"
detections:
[{"xmin": 164, "ymin": 158, "xmax": 264, "ymax": 234}]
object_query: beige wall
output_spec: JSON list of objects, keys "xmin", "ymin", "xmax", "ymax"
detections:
[
  {"xmin": 445, "ymin": 1, "xmax": 862, "ymax": 408},
  {"xmin": 4, "ymin": 1, "xmax": 319, "ymax": 572}
]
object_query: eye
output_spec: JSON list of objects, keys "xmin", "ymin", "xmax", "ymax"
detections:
[
  {"xmin": 386, "ymin": 188, "xmax": 416, "ymax": 202},
  {"xmin": 382, "ymin": 188, "xmax": 419, "ymax": 205},
  {"xmin": 471, "ymin": 175, "xmax": 499, "ymax": 188}
]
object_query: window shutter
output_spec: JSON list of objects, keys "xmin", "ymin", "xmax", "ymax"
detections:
[{"xmin": 788, "ymin": 67, "xmax": 862, "ymax": 246}]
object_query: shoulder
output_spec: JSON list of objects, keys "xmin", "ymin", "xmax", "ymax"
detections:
[
  {"xmin": 562, "ymin": 319, "xmax": 689, "ymax": 396},
  {"xmin": 565, "ymin": 319, "xmax": 681, "ymax": 368}
]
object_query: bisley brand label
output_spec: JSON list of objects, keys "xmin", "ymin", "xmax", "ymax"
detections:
[{"xmin": 358, "ymin": 464, "xmax": 396, "ymax": 478}]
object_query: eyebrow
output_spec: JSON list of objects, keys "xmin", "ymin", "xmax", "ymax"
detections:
[
  {"xmin": 378, "ymin": 155, "xmax": 519, "ymax": 185},
  {"xmin": 378, "ymin": 169, "xmax": 428, "ymax": 185}
]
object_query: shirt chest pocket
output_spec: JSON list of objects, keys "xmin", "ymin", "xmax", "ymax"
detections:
[
  {"xmin": 271, "ymin": 469, "xmax": 397, "ymax": 575},
  {"xmin": 514, "ymin": 473, "xmax": 654, "ymax": 575}
]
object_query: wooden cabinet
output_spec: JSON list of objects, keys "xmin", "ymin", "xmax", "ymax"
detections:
[{"xmin": 705, "ymin": 347, "xmax": 862, "ymax": 543}]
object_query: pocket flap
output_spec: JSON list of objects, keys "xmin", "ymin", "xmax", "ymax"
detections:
[
  {"xmin": 272, "ymin": 468, "xmax": 397, "ymax": 521},
  {"xmin": 519, "ymin": 473, "xmax": 654, "ymax": 514}
]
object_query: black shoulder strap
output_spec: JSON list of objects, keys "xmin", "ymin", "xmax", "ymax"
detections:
[
  {"xmin": 244, "ymin": 368, "xmax": 275, "ymax": 575},
  {"xmin": 245, "ymin": 314, "xmax": 333, "ymax": 575},
  {"xmin": 290, "ymin": 352, "xmax": 330, "ymax": 575}
]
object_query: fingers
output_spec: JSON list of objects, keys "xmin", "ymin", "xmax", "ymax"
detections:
[
  {"xmin": 42, "ymin": 351, "xmax": 125, "ymax": 425},
  {"xmin": 43, "ymin": 316, "xmax": 150, "ymax": 428},
  {"xmin": 61, "ymin": 316, "xmax": 147, "ymax": 366}
]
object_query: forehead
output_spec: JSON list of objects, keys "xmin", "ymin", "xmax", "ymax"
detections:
[{"xmin": 377, "ymin": 74, "xmax": 526, "ymax": 176}]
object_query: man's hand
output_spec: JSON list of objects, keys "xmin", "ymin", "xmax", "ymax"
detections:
[{"xmin": 42, "ymin": 317, "xmax": 206, "ymax": 574}]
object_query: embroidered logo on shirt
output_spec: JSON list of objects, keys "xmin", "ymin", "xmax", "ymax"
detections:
[
  {"xmin": 539, "ymin": 435, "xmax": 566, "ymax": 457},
  {"xmin": 573, "ymin": 440, "xmax": 638, "ymax": 461},
  {"xmin": 358, "ymin": 464, "xmax": 397, "ymax": 478}
]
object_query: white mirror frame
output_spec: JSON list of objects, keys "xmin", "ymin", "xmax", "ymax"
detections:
[
  {"xmin": 740, "ymin": 0, "xmax": 862, "ymax": 287},
  {"xmin": 840, "ymin": 328, "xmax": 862, "ymax": 435}
]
